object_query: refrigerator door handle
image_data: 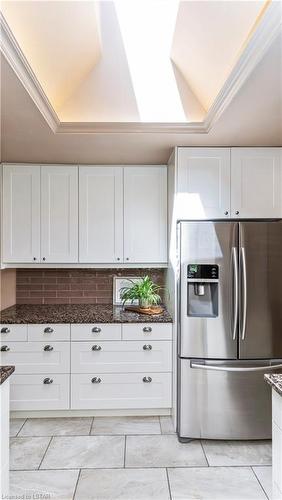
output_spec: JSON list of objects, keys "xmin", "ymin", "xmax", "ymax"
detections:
[
  {"xmin": 240, "ymin": 246, "xmax": 247, "ymax": 340},
  {"xmin": 231, "ymin": 247, "xmax": 239, "ymax": 340},
  {"xmin": 190, "ymin": 361, "xmax": 282, "ymax": 372}
]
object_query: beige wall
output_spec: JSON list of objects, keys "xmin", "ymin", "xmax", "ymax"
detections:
[{"xmin": 0, "ymin": 269, "xmax": 16, "ymax": 311}]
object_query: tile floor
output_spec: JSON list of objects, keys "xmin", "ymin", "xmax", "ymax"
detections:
[{"xmin": 9, "ymin": 416, "xmax": 272, "ymax": 500}]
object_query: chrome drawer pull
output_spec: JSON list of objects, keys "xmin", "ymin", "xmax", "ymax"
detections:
[
  {"xmin": 1, "ymin": 345, "xmax": 10, "ymax": 352},
  {"xmin": 43, "ymin": 345, "xmax": 54, "ymax": 351},
  {"xmin": 143, "ymin": 376, "xmax": 152, "ymax": 383},
  {"xmin": 1, "ymin": 327, "xmax": 10, "ymax": 334},
  {"xmin": 92, "ymin": 345, "xmax": 102, "ymax": 351},
  {"xmin": 143, "ymin": 327, "xmax": 152, "ymax": 333},
  {"xmin": 44, "ymin": 327, "xmax": 54, "ymax": 333},
  {"xmin": 92, "ymin": 327, "xmax": 101, "ymax": 333},
  {"xmin": 91, "ymin": 377, "xmax": 101, "ymax": 384},
  {"xmin": 43, "ymin": 378, "xmax": 53, "ymax": 384},
  {"xmin": 143, "ymin": 344, "xmax": 152, "ymax": 351}
]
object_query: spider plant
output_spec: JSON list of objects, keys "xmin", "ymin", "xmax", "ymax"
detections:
[{"xmin": 120, "ymin": 275, "xmax": 163, "ymax": 309}]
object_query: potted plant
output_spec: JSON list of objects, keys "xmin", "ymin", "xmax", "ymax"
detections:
[{"xmin": 120, "ymin": 275, "xmax": 163, "ymax": 309}]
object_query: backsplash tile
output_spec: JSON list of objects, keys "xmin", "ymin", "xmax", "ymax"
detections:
[{"xmin": 16, "ymin": 269, "xmax": 165, "ymax": 305}]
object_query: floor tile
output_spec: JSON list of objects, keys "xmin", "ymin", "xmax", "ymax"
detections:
[
  {"xmin": 10, "ymin": 419, "xmax": 26, "ymax": 437},
  {"xmin": 41, "ymin": 435, "xmax": 125, "ymax": 469},
  {"xmin": 91, "ymin": 416, "xmax": 161, "ymax": 435},
  {"xmin": 126, "ymin": 435, "xmax": 207, "ymax": 467},
  {"xmin": 10, "ymin": 469, "xmax": 79, "ymax": 500},
  {"xmin": 160, "ymin": 416, "xmax": 175, "ymax": 434},
  {"xmin": 252, "ymin": 466, "xmax": 272, "ymax": 499},
  {"xmin": 168, "ymin": 467, "xmax": 267, "ymax": 499},
  {"xmin": 75, "ymin": 468, "xmax": 170, "ymax": 500},
  {"xmin": 19, "ymin": 417, "xmax": 93, "ymax": 437},
  {"xmin": 202, "ymin": 440, "xmax": 272, "ymax": 466},
  {"xmin": 10, "ymin": 437, "xmax": 51, "ymax": 471}
]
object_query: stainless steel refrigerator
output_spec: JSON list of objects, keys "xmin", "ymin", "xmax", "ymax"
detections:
[{"xmin": 177, "ymin": 220, "xmax": 282, "ymax": 441}]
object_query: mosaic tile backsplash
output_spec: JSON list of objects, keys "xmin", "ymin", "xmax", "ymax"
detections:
[{"xmin": 16, "ymin": 269, "xmax": 165, "ymax": 305}]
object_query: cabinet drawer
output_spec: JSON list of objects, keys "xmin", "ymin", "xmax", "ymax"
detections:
[
  {"xmin": 122, "ymin": 323, "xmax": 172, "ymax": 341},
  {"xmin": 71, "ymin": 324, "xmax": 121, "ymax": 341},
  {"xmin": 71, "ymin": 372, "xmax": 172, "ymax": 409},
  {"xmin": 71, "ymin": 341, "xmax": 172, "ymax": 374},
  {"xmin": 28, "ymin": 324, "xmax": 70, "ymax": 341},
  {"xmin": 1, "ymin": 342, "xmax": 70, "ymax": 374},
  {"xmin": 0, "ymin": 324, "xmax": 27, "ymax": 342},
  {"xmin": 10, "ymin": 374, "xmax": 70, "ymax": 410}
]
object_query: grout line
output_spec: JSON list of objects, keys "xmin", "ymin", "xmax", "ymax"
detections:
[
  {"xmin": 165, "ymin": 467, "xmax": 172, "ymax": 500},
  {"xmin": 200, "ymin": 440, "xmax": 210, "ymax": 467},
  {"xmin": 72, "ymin": 469, "xmax": 81, "ymax": 500},
  {"xmin": 37, "ymin": 436, "xmax": 53, "ymax": 470},
  {"xmin": 124, "ymin": 435, "xmax": 127, "ymax": 468},
  {"xmin": 251, "ymin": 466, "xmax": 270, "ymax": 500}
]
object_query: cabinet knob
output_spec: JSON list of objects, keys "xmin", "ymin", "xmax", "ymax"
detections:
[
  {"xmin": 33, "ymin": 257, "xmax": 37, "ymax": 261},
  {"xmin": 44, "ymin": 327, "xmax": 54, "ymax": 334},
  {"xmin": 143, "ymin": 344, "xmax": 152, "ymax": 351},
  {"xmin": 1, "ymin": 345, "xmax": 10, "ymax": 352},
  {"xmin": 92, "ymin": 327, "xmax": 101, "ymax": 333},
  {"xmin": 126, "ymin": 257, "xmax": 129, "ymax": 261},
  {"xmin": 143, "ymin": 376, "xmax": 152, "ymax": 383},
  {"xmin": 91, "ymin": 377, "xmax": 101, "ymax": 384},
  {"xmin": 224, "ymin": 211, "xmax": 229, "ymax": 216},
  {"xmin": 42, "ymin": 257, "xmax": 46, "ymax": 261},
  {"xmin": 92, "ymin": 345, "xmax": 102, "ymax": 351},
  {"xmin": 43, "ymin": 378, "xmax": 53, "ymax": 384},
  {"xmin": 43, "ymin": 345, "xmax": 54, "ymax": 351},
  {"xmin": 143, "ymin": 327, "xmax": 152, "ymax": 333},
  {"xmin": 1, "ymin": 327, "xmax": 10, "ymax": 334},
  {"xmin": 235, "ymin": 211, "xmax": 240, "ymax": 215},
  {"xmin": 117, "ymin": 257, "xmax": 120, "ymax": 261}
]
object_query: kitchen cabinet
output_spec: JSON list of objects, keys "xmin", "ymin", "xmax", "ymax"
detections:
[
  {"xmin": 0, "ymin": 376, "xmax": 10, "ymax": 497},
  {"xmin": 2, "ymin": 165, "xmax": 78, "ymax": 264},
  {"xmin": 231, "ymin": 148, "xmax": 282, "ymax": 218},
  {"xmin": 175, "ymin": 147, "xmax": 282, "ymax": 219},
  {"xmin": 177, "ymin": 148, "xmax": 230, "ymax": 219},
  {"xmin": 124, "ymin": 166, "xmax": 167, "ymax": 263},
  {"xmin": 41, "ymin": 166, "xmax": 78, "ymax": 262},
  {"xmin": 79, "ymin": 166, "xmax": 123, "ymax": 263},
  {"xmin": 272, "ymin": 389, "xmax": 282, "ymax": 499},
  {"xmin": 2, "ymin": 165, "xmax": 40, "ymax": 263}
]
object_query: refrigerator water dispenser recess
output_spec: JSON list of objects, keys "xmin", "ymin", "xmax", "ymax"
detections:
[{"xmin": 187, "ymin": 264, "xmax": 219, "ymax": 318}]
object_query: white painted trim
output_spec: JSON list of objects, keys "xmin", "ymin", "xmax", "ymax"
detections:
[
  {"xmin": 11, "ymin": 408, "xmax": 171, "ymax": 418},
  {"xmin": 0, "ymin": 13, "xmax": 60, "ymax": 133},
  {"xmin": 1, "ymin": 3, "xmax": 281, "ymax": 135},
  {"xmin": 1, "ymin": 263, "xmax": 168, "ymax": 269}
]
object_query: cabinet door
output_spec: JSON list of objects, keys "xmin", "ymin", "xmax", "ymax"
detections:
[
  {"xmin": 177, "ymin": 148, "xmax": 231, "ymax": 219},
  {"xmin": 124, "ymin": 166, "xmax": 167, "ymax": 263},
  {"xmin": 79, "ymin": 166, "xmax": 123, "ymax": 263},
  {"xmin": 231, "ymin": 148, "xmax": 282, "ymax": 218},
  {"xmin": 2, "ymin": 165, "xmax": 40, "ymax": 263},
  {"xmin": 41, "ymin": 166, "xmax": 78, "ymax": 262}
]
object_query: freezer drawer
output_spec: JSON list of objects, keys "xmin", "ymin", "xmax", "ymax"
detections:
[{"xmin": 178, "ymin": 358, "xmax": 282, "ymax": 440}]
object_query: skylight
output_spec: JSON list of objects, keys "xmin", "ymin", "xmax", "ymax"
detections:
[{"xmin": 115, "ymin": 0, "xmax": 187, "ymax": 122}]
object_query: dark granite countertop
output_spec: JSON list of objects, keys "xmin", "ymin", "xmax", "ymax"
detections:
[
  {"xmin": 0, "ymin": 304, "xmax": 173, "ymax": 324},
  {"xmin": 0, "ymin": 366, "xmax": 15, "ymax": 385},
  {"xmin": 265, "ymin": 374, "xmax": 282, "ymax": 397}
]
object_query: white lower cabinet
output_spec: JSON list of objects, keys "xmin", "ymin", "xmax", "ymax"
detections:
[
  {"xmin": 272, "ymin": 390, "xmax": 282, "ymax": 499},
  {"xmin": 10, "ymin": 374, "xmax": 70, "ymax": 411},
  {"xmin": 0, "ymin": 379, "xmax": 10, "ymax": 498},
  {"xmin": 71, "ymin": 341, "xmax": 172, "ymax": 374},
  {"xmin": 1, "ymin": 342, "xmax": 70, "ymax": 374},
  {"xmin": 71, "ymin": 373, "xmax": 172, "ymax": 409}
]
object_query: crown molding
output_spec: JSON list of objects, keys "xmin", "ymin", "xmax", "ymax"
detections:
[
  {"xmin": 1, "ymin": 2, "xmax": 281, "ymax": 135},
  {"xmin": 0, "ymin": 13, "xmax": 60, "ymax": 132}
]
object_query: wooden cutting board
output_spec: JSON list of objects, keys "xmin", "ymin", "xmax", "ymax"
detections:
[{"xmin": 124, "ymin": 305, "xmax": 164, "ymax": 316}]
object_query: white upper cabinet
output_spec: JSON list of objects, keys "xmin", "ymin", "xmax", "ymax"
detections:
[
  {"xmin": 41, "ymin": 166, "xmax": 78, "ymax": 263},
  {"xmin": 79, "ymin": 166, "xmax": 123, "ymax": 263},
  {"xmin": 124, "ymin": 166, "xmax": 167, "ymax": 263},
  {"xmin": 3, "ymin": 165, "xmax": 40, "ymax": 263},
  {"xmin": 177, "ymin": 148, "xmax": 231, "ymax": 219},
  {"xmin": 231, "ymin": 148, "xmax": 282, "ymax": 218}
]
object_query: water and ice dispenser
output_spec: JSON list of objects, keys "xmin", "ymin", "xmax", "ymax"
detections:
[{"xmin": 187, "ymin": 264, "xmax": 219, "ymax": 318}]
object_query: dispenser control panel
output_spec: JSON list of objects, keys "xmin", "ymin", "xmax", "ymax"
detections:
[{"xmin": 187, "ymin": 264, "xmax": 219, "ymax": 280}]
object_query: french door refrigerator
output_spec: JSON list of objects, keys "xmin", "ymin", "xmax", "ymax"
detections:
[{"xmin": 177, "ymin": 220, "xmax": 282, "ymax": 441}]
